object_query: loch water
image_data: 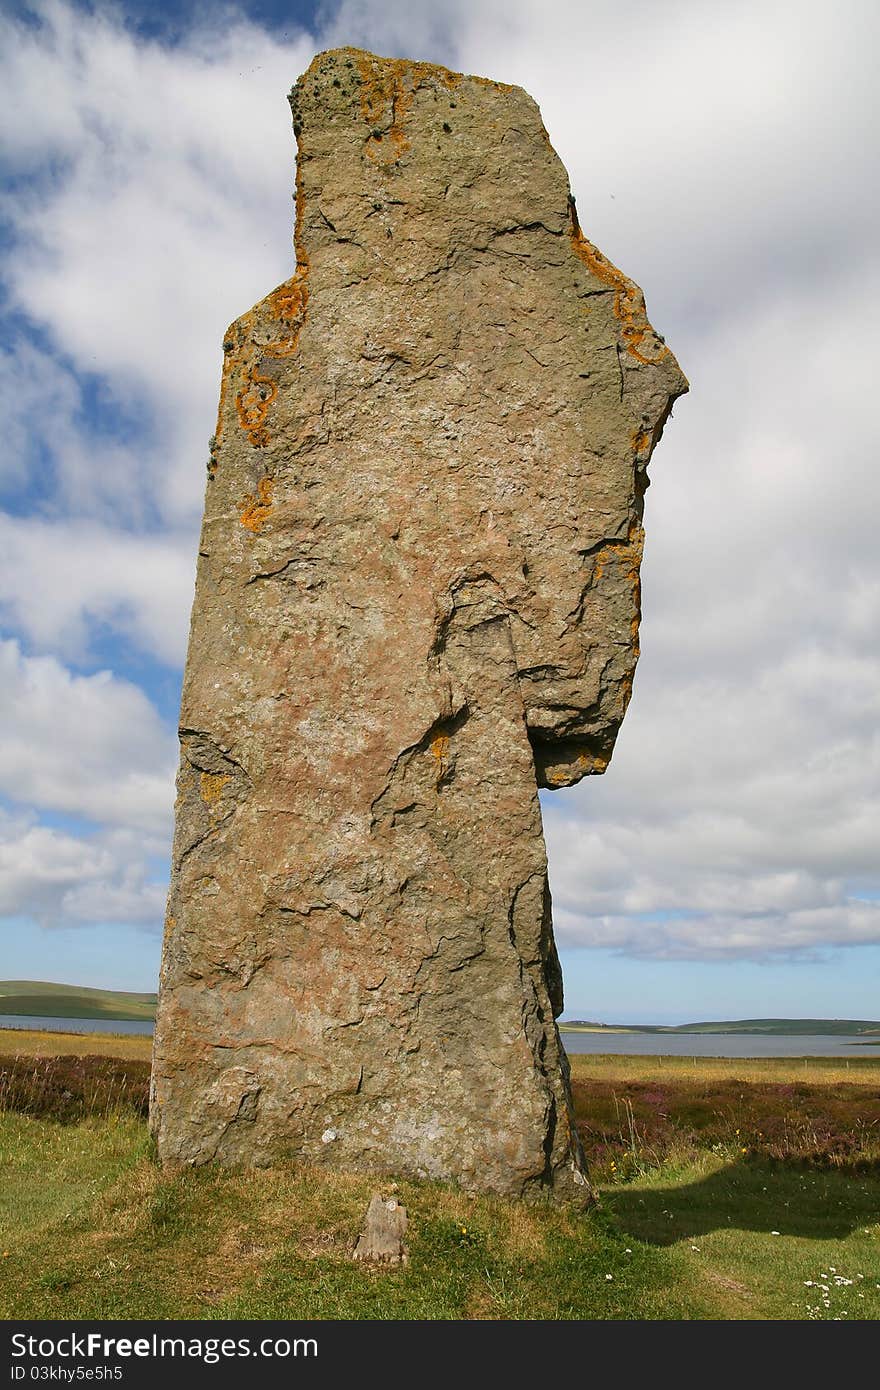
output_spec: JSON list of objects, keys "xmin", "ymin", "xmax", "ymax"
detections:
[
  {"xmin": 559, "ymin": 1030, "xmax": 880, "ymax": 1058},
  {"xmin": 0, "ymin": 1014, "xmax": 154, "ymax": 1035},
  {"xmin": 2, "ymin": 1015, "xmax": 879, "ymax": 1057}
]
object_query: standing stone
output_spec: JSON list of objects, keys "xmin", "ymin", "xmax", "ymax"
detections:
[{"xmin": 150, "ymin": 47, "xmax": 687, "ymax": 1198}]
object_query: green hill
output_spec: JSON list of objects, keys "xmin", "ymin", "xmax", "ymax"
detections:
[
  {"xmin": 663, "ymin": 1018, "xmax": 880, "ymax": 1036},
  {"xmin": 561, "ymin": 1017, "xmax": 880, "ymax": 1036},
  {"xmin": 0, "ymin": 981, "xmax": 157, "ymax": 1023}
]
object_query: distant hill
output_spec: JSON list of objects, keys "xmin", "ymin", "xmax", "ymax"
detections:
[
  {"xmin": 0, "ymin": 981, "xmax": 157, "ymax": 1023},
  {"xmin": 561, "ymin": 1017, "xmax": 880, "ymax": 1036}
]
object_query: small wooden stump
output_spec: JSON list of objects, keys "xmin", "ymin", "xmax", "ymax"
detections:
[{"xmin": 352, "ymin": 1193, "xmax": 408, "ymax": 1265}]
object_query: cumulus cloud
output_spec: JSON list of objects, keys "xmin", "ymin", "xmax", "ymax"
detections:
[
  {"xmin": 541, "ymin": 269, "xmax": 880, "ymax": 958},
  {"xmin": 0, "ymin": 639, "xmax": 177, "ymax": 832},
  {"xmin": 0, "ymin": 0, "xmax": 877, "ymax": 975},
  {"xmin": 0, "ymin": 515, "xmax": 195, "ymax": 667},
  {"xmin": 0, "ymin": 0, "xmax": 315, "ymax": 524},
  {"xmin": 328, "ymin": 0, "xmax": 879, "ymax": 329},
  {"xmin": 0, "ymin": 810, "xmax": 166, "ymax": 927}
]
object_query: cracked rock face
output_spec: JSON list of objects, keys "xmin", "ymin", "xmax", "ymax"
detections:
[{"xmin": 149, "ymin": 47, "xmax": 687, "ymax": 1197}]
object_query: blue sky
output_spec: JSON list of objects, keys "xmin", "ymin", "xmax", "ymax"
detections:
[{"xmin": 1, "ymin": 0, "xmax": 879, "ymax": 1024}]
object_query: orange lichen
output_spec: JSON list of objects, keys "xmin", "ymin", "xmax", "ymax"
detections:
[
  {"xmin": 214, "ymin": 149, "xmax": 311, "ymax": 464},
  {"xmin": 430, "ymin": 733, "xmax": 451, "ymax": 785},
  {"xmin": 545, "ymin": 750, "xmax": 608, "ymax": 787},
  {"xmin": 591, "ymin": 520, "xmax": 643, "ymax": 586},
  {"xmin": 356, "ymin": 54, "xmax": 462, "ymax": 163},
  {"xmin": 591, "ymin": 520, "xmax": 644, "ymax": 695},
  {"xmin": 235, "ymin": 362, "xmax": 278, "ymax": 448},
  {"xmin": 569, "ymin": 201, "xmax": 669, "ymax": 367},
  {"xmin": 199, "ymin": 773, "xmax": 231, "ymax": 805},
  {"xmin": 240, "ymin": 477, "xmax": 274, "ymax": 533},
  {"xmin": 611, "ymin": 524, "xmax": 643, "ymax": 711}
]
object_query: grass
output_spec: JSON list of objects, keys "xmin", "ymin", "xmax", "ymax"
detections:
[
  {"xmin": 0, "ymin": 1120, "xmax": 707, "ymax": 1320},
  {"xmin": 607, "ymin": 1160, "xmax": 880, "ymax": 1319},
  {"xmin": 568, "ymin": 1053, "xmax": 880, "ymax": 1085},
  {"xmin": 0, "ymin": 1033, "xmax": 878, "ymax": 1320},
  {"xmin": 0, "ymin": 1027, "xmax": 152, "ymax": 1061},
  {"xmin": 569, "ymin": 1053, "xmax": 880, "ymax": 1182}
]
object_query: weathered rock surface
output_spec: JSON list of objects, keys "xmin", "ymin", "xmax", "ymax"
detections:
[
  {"xmin": 150, "ymin": 47, "xmax": 687, "ymax": 1197},
  {"xmin": 352, "ymin": 1193, "xmax": 408, "ymax": 1264}
]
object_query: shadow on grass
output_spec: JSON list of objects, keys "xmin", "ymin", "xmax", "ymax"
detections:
[{"xmin": 605, "ymin": 1157, "xmax": 880, "ymax": 1245}]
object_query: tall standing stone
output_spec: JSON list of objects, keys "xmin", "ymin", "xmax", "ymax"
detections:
[{"xmin": 150, "ymin": 47, "xmax": 687, "ymax": 1197}]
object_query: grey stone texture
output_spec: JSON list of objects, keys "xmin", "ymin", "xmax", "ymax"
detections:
[{"xmin": 149, "ymin": 48, "xmax": 687, "ymax": 1198}]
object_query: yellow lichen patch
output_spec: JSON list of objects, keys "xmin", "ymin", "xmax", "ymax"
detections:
[
  {"xmin": 235, "ymin": 363, "xmax": 278, "ymax": 448},
  {"xmin": 199, "ymin": 773, "xmax": 230, "ymax": 805},
  {"xmin": 224, "ymin": 153, "xmax": 310, "ymax": 451},
  {"xmin": 240, "ymin": 477, "xmax": 274, "ymax": 534},
  {"xmin": 545, "ymin": 750, "xmax": 608, "ymax": 787},
  {"xmin": 569, "ymin": 202, "xmax": 669, "ymax": 367},
  {"xmin": 212, "ymin": 307, "xmax": 256, "ymax": 458},
  {"xmin": 233, "ymin": 267, "xmax": 309, "ymax": 449},
  {"xmin": 619, "ymin": 669, "xmax": 635, "ymax": 713},
  {"xmin": 430, "ymin": 733, "xmax": 451, "ymax": 785},
  {"xmin": 467, "ymin": 72, "xmax": 513, "ymax": 93},
  {"xmin": 591, "ymin": 520, "xmax": 644, "ymax": 677},
  {"xmin": 269, "ymin": 278, "xmax": 308, "ymax": 331},
  {"xmin": 591, "ymin": 519, "xmax": 644, "ymax": 586},
  {"xmin": 263, "ymin": 156, "xmax": 311, "ymax": 351},
  {"xmin": 356, "ymin": 54, "xmax": 462, "ymax": 163},
  {"xmin": 545, "ymin": 768, "xmax": 570, "ymax": 787}
]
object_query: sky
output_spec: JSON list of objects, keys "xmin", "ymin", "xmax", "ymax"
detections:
[{"xmin": 1, "ymin": 0, "xmax": 878, "ymax": 1024}]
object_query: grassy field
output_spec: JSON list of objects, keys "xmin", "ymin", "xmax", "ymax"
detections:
[
  {"xmin": 0, "ymin": 981, "xmax": 156, "ymax": 1022},
  {"xmin": 0, "ymin": 1027, "xmax": 152, "ymax": 1061},
  {"xmin": 0, "ymin": 1030, "xmax": 878, "ymax": 1320}
]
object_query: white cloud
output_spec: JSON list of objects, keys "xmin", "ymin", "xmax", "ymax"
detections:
[
  {"xmin": 0, "ymin": 339, "xmax": 79, "ymax": 493},
  {"xmin": 0, "ymin": 639, "xmax": 176, "ymax": 832},
  {"xmin": 0, "ymin": 0, "xmax": 877, "ymax": 971},
  {"xmin": 551, "ymin": 903, "xmax": 880, "ymax": 962},
  {"xmin": 1, "ymin": 0, "xmax": 316, "ymax": 524},
  {"xmin": 0, "ymin": 810, "xmax": 166, "ymax": 927},
  {"xmin": 328, "ymin": 0, "xmax": 879, "ymax": 330},
  {"xmin": 0, "ymin": 515, "xmax": 195, "ymax": 667},
  {"xmin": 0, "ymin": 336, "xmax": 164, "ymax": 524}
]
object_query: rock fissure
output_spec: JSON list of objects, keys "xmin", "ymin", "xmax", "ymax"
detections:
[{"xmin": 151, "ymin": 46, "xmax": 687, "ymax": 1196}]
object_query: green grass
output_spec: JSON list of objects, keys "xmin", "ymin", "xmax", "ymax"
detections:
[
  {"xmin": 1, "ymin": 1040, "xmax": 878, "ymax": 1320},
  {"xmin": 607, "ymin": 1158, "xmax": 880, "ymax": 1319},
  {"xmin": 0, "ymin": 1113, "xmax": 149, "ymax": 1251},
  {"xmin": 0, "ymin": 981, "xmax": 156, "ymax": 1022},
  {"xmin": 0, "ymin": 1117, "xmax": 707, "ymax": 1321}
]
